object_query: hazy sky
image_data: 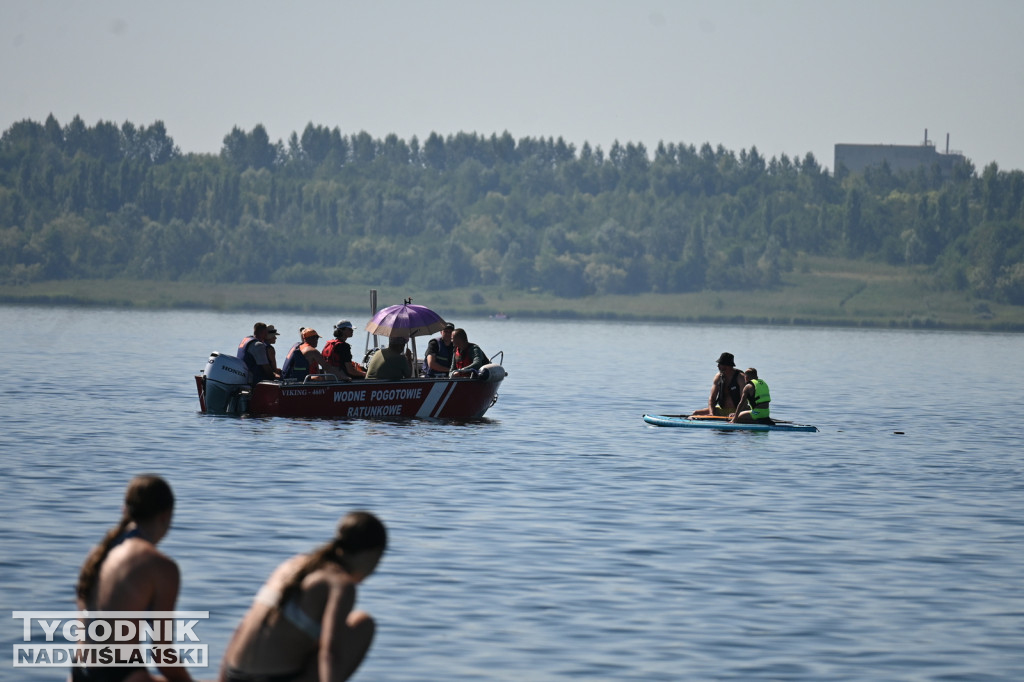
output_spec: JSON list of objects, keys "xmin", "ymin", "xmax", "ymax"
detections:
[{"xmin": 3, "ymin": 1, "xmax": 1023, "ymax": 172}]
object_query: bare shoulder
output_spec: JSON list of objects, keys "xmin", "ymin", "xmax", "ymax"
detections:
[
  {"xmin": 307, "ymin": 565, "xmax": 356, "ymax": 602},
  {"xmin": 132, "ymin": 546, "xmax": 180, "ymax": 592},
  {"xmin": 266, "ymin": 554, "xmax": 309, "ymax": 585}
]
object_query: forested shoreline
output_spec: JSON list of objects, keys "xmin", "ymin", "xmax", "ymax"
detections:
[{"xmin": 1, "ymin": 115, "xmax": 1023, "ymax": 305}]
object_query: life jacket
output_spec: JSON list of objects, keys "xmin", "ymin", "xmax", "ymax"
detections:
[
  {"xmin": 750, "ymin": 378, "xmax": 771, "ymax": 408},
  {"xmin": 322, "ymin": 339, "xmax": 344, "ymax": 367},
  {"xmin": 454, "ymin": 346, "xmax": 471, "ymax": 370},
  {"xmin": 237, "ymin": 335, "xmax": 270, "ymax": 381},
  {"xmin": 237, "ymin": 336, "xmax": 256, "ymax": 367},
  {"xmin": 714, "ymin": 369, "xmax": 744, "ymax": 407},
  {"xmin": 422, "ymin": 338, "xmax": 454, "ymax": 375},
  {"xmin": 282, "ymin": 343, "xmax": 319, "ymax": 380}
]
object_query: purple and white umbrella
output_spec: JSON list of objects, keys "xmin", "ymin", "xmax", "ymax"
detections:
[{"xmin": 365, "ymin": 300, "xmax": 447, "ymax": 339}]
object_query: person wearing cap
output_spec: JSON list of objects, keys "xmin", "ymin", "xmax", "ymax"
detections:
[
  {"xmin": 364, "ymin": 336, "xmax": 413, "ymax": 381},
  {"xmin": 692, "ymin": 352, "xmax": 746, "ymax": 417},
  {"xmin": 237, "ymin": 322, "xmax": 275, "ymax": 383},
  {"xmin": 422, "ymin": 322, "xmax": 456, "ymax": 377},
  {"xmin": 264, "ymin": 324, "xmax": 282, "ymax": 379},
  {"xmin": 323, "ymin": 320, "xmax": 366, "ymax": 380},
  {"xmin": 450, "ymin": 328, "xmax": 489, "ymax": 377},
  {"xmin": 731, "ymin": 367, "xmax": 772, "ymax": 424},
  {"xmin": 281, "ymin": 328, "xmax": 350, "ymax": 382}
]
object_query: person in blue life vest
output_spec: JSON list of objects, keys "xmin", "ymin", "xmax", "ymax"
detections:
[
  {"xmin": 692, "ymin": 352, "xmax": 747, "ymax": 417},
  {"xmin": 422, "ymin": 322, "xmax": 456, "ymax": 377},
  {"xmin": 731, "ymin": 367, "xmax": 772, "ymax": 424},
  {"xmin": 237, "ymin": 322, "xmax": 277, "ymax": 382},
  {"xmin": 281, "ymin": 328, "xmax": 350, "ymax": 382}
]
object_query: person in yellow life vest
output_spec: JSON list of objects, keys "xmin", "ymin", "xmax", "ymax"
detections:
[{"xmin": 731, "ymin": 367, "xmax": 772, "ymax": 424}]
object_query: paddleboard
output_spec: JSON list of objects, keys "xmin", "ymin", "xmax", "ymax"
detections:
[{"xmin": 643, "ymin": 414, "xmax": 818, "ymax": 432}]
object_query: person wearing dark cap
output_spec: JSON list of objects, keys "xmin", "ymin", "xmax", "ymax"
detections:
[
  {"xmin": 422, "ymin": 322, "xmax": 456, "ymax": 377},
  {"xmin": 281, "ymin": 327, "xmax": 350, "ymax": 382},
  {"xmin": 323, "ymin": 320, "xmax": 366, "ymax": 379},
  {"xmin": 264, "ymin": 324, "xmax": 282, "ymax": 379},
  {"xmin": 237, "ymin": 322, "xmax": 275, "ymax": 383},
  {"xmin": 692, "ymin": 352, "xmax": 747, "ymax": 417}
]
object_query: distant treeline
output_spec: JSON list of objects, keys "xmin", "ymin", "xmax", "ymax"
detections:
[{"xmin": 1, "ymin": 115, "xmax": 1023, "ymax": 303}]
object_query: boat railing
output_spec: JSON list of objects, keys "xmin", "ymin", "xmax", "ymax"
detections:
[
  {"xmin": 490, "ymin": 350, "xmax": 504, "ymax": 366},
  {"xmin": 297, "ymin": 373, "xmax": 346, "ymax": 384}
]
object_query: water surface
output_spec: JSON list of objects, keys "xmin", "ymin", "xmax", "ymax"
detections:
[{"xmin": 1, "ymin": 306, "xmax": 1022, "ymax": 680}]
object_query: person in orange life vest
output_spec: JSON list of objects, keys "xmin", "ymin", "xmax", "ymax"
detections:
[
  {"xmin": 322, "ymin": 320, "xmax": 366, "ymax": 379},
  {"xmin": 237, "ymin": 322, "xmax": 276, "ymax": 382},
  {"xmin": 450, "ymin": 328, "xmax": 489, "ymax": 376},
  {"xmin": 282, "ymin": 328, "xmax": 350, "ymax": 382}
]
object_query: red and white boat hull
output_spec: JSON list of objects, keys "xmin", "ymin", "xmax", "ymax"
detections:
[{"xmin": 196, "ymin": 372, "xmax": 503, "ymax": 419}]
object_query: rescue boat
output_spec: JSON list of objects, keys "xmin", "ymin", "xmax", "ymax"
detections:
[{"xmin": 195, "ymin": 352, "xmax": 505, "ymax": 419}]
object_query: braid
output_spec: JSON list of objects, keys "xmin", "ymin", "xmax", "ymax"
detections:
[
  {"xmin": 274, "ymin": 512, "xmax": 387, "ymax": 611},
  {"xmin": 276, "ymin": 540, "xmax": 338, "ymax": 611},
  {"xmin": 75, "ymin": 475, "xmax": 175, "ymax": 604},
  {"xmin": 76, "ymin": 515, "xmax": 131, "ymax": 602}
]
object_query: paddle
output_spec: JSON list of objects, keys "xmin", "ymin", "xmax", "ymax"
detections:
[
  {"xmin": 654, "ymin": 413, "xmax": 801, "ymax": 425},
  {"xmin": 652, "ymin": 413, "xmax": 730, "ymax": 420}
]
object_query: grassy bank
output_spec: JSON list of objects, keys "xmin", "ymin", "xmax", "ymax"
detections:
[{"xmin": 2, "ymin": 257, "xmax": 1022, "ymax": 332}]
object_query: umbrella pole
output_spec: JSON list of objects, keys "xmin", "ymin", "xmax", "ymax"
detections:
[
  {"xmin": 411, "ymin": 337, "xmax": 419, "ymax": 377},
  {"xmin": 367, "ymin": 289, "xmax": 377, "ymax": 355}
]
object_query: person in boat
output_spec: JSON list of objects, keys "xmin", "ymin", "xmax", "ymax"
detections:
[
  {"xmin": 237, "ymin": 322, "xmax": 278, "ymax": 382},
  {"xmin": 265, "ymin": 324, "xmax": 281, "ymax": 377},
  {"xmin": 731, "ymin": 367, "xmax": 772, "ymax": 424},
  {"xmin": 364, "ymin": 336, "xmax": 413, "ymax": 380},
  {"xmin": 279, "ymin": 327, "xmax": 306, "ymax": 377},
  {"xmin": 74, "ymin": 474, "xmax": 194, "ymax": 682},
  {"xmin": 220, "ymin": 511, "xmax": 387, "ymax": 682},
  {"xmin": 422, "ymin": 322, "xmax": 456, "ymax": 377},
  {"xmin": 692, "ymin": 352, "xmax": 746, "ymax": 417},
  {"xmin": 281, "ymin": 328, "xmax": 350, "ymax": 382},
  {"xmin": 322, "ymin": 320, "xmax": 366, "ymax": 380},
  {"xmin": 450, "ymin": 328, "xmax": 489, "ymax": 377}
]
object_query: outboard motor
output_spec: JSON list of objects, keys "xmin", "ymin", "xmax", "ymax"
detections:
[{"xmin": 202, "ymin": 352, "xmax": 251, "ymax": 414}]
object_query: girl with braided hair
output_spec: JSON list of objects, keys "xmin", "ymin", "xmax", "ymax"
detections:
[
  {"xmin": 220, "ymin": 511, "xmax": 387, "ymax": 682},
  {"xmin": 74, "ymin": 474, "xmax": 194, "ymax": 682}
]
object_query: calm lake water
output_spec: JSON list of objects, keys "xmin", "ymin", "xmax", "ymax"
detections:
[{"xmin": 2, "ymin": 304, "xmax": 1023, "ymax": 681}]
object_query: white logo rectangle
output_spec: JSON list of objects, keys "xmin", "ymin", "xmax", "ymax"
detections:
[{"xmin": 11, "ymin": 611, "xmax": 210, "ymax": 669}]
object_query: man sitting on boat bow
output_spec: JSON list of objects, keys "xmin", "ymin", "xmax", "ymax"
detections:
[{"xmin": 450, "ymin": 328, "xmax": 489, "ymax": 377}]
